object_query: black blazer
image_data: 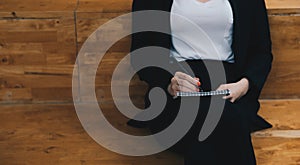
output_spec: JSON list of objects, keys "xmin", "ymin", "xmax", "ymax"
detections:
[{"xmin": 130, "ymin": 0, "xmax": 273, "ymax": 131}]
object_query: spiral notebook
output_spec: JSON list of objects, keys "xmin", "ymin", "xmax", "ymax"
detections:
[{"xmin": 174, "ymin": 89, "xmax": 230, "ymax": 98}]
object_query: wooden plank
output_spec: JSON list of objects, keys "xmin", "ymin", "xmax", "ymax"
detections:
[
  {"xmin": 0, "ymin": 65, "xmax": 75, "ymax": 76},
  {"xmin": 77, "ymin": 0, "xmax": 132, "ymax": 13},
  {"xmin": 258, "ymin": 99, "xmax": 300, "ymax": 130},
  {"xmin": 0, "ymin": 17, "xmax": 76, "ymax": 65},
  {"xmin": 0, "ymin": 11, "xmax": 75, "ymax": 18},
  {"xmin": 266, "ymin": 0, "xmax": 300, "ymax": 14},
  {"xmin": 253, "ymin": 130, "xmax": 300, "ymax": 138},
  {"xmin": 0, "ymin": 88, "xmax": 32, "ymax": 103},
  {"xmin": 0, "ymin": 65, "xmax": 76, "ymax": 103},
  {"xmin": 0, "ymin": 31, "xmax": 58, "ymax": 43},
  {"xmin": 95, "ymin": 99, "xmax": 300, "ymax": 132},
  {"xmin": 266, "ymin": 0, "xmax": 300, "ymax": 9},
  {"xmin": 0, "ymin": 103, "xmax": 299, "ymax": 164},
  {"xmin": 0, "ymin": 71, "xmax": 73, "ymax": 88},
  {"xmin": 0, "ymin": 19, "xmax": 59, "ymax": 31},
  {"xmin": 76, "ymin": 12, "xmax": 131, "ymax": 52},
  {"xmin": 253, "ymin": 137, "xmax": 300, "ymax": 165},
  {"xmin": 31, "ymin": 88, "xmax": 73, "ymax": 103},
  {"xmin": 0, "ymin": 12, "xmax": 76, "ymax": 103},
  {"xmin": 0, "ymin": 0, "xmax": 78, "ymax": 12},
  {"xmin": 260, "ymin": 15, "xmax": 300, "ymax": 99},
  {"xmin": 78, "ymin": 52, "xmax": 146, "ymax": 104},
  {"xmin": 76, "ymin": 12, "xmax": 136, "ymax": 104},
  {"xmin": 0, "ymin": 104, "xmax": 183, "ymax": 165}
]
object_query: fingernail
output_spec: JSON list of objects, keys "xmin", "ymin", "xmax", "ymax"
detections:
[
  {"xmin": 194, "ymin": 77, "xmax": 200, "ymax": 81},
  {"xmin": 197, "ymin": 81, "xmax": 201, "ymax": 86},
  {"xmin": 222, "ymin": 96, "xmax": 226, "ymax": 99}
]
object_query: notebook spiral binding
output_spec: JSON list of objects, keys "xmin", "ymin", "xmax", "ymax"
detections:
[{"xmin": 174, "ymin": 89, "xmax": 230, "ymax": 99}]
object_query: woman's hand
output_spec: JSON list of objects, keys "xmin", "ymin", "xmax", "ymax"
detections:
[
  {"xmin": 216, "ymin": 78, "xmax": 249, "ymax": 103},
  {"xmin": 168, "ymin": 72, "xmax": 201, "ymax": 96}
]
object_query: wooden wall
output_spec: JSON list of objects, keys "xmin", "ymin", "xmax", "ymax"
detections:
[
  {"xmin": 261, "ymin": 1, "xmax": 300, "ymax": 98},
  {"xmin": 0, "ymin": 1, "xmax": 78, "ymax": 103},
  {"xmin": 1, "ymin": 0, "xmax": 300, "ymax": 104},
  {"xmin": 0, "ymin": 0, "xmax": 300, "ymax": 165}
]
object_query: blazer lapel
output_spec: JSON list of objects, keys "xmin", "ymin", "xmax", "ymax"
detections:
[{"xmin": 228, "ymin": 0, "xmax": 240, "ymax": 63}]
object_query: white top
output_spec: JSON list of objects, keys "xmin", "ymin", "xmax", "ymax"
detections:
[{"xmin": 170, "ymin": 0, "xmax": 235, "ymax": 62}]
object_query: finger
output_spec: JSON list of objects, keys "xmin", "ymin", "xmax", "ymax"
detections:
[
  {"xmin": 194, "ymin": 77, "xmax": 201, "ymax": 86},
  {"xmin": 222, "ymin": 93, "xmax": 232, "ymax": 100},
  {"xmin": 179, "ymin": 86, "xmax": 197, "ymax": 92},
  {"xmin": 222, "ymin": 95, "xmax": 230, "ymax": 100},
  {"xmin": 230, "ymin": 97, "xmax": 236, "ymax": 103},
  {"xmin": 177, "ymin": 79, "xmax": 199, "ymax": 92},
  {"xmin": 216, "ymin": 84, "xmax": 227, "ymax": 91},
  {"xmin": 171, "ymin": 83, "xmax": 180, "ymax": 91},
  {"xmin": 175, "ymin": 72, "xmax": 200, "ymax": 86},
  {"xmin": 171, "ymin": 77, "xmax": 178, "ymax": 85}
]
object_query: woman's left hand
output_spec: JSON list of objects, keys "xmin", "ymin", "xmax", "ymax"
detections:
[{"xmin": 216, "ymin": 78, "xmax": 249, "ymax": 103}]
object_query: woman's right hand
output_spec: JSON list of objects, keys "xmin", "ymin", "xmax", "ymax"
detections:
[{"xmin": 168, "ymin": 71, "xmax": 201, "ymax": 96}]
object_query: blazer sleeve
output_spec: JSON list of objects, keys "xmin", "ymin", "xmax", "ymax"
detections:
[
  {"xmin": 242, "ymin": 0, "xmax": 273, "ymax": 96},
  {"xmin": 130, "ymin": 0, "xmax": 173, "ymax": 90}
]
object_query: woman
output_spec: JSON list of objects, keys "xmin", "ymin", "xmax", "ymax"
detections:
[{"xmin": 129, "ymin": 0, "xmax": 273, "ymax": 164}]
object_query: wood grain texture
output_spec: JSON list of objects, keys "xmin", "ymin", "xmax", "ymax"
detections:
[
  {"xmin": 0, "ymin": 104, "xmax": 183, "ymax": 165},
  {"xmin": 77, "ymin": 0, "xmax": 132, "ymax": 12},
  {"xmin": 0, "ymin": 17, "xmax": 76, "ymax": 65},
  {"xmin": 76, "ymin": 12, "xmax": 133, "ymax": 104},
  {"xmin": 0, "ymin": 101, "xmax": 299, "ymax": 165},
  {"xmin": 76, "ymin": 6, "xmax": 300, "ymax": 101},
  {"xmin": 253, "ymin": 130, "xmax": 300, "ymax": 138},
  {"xmin": 0, "ymin": 0, "xmax": 77, "ymax": 12},
  {"xmin": 0, "ymin": 1, "xmax": 299, "ymax": 165},
  {"xmin": 1, "ymin": 0, "xmax": 300, "ymax": 103},
  {"xmin": 258, "ymin": 100, "xmax": 300, "ymax": 130},
  {"xmin": 76, "ymin": 12, "xmax": 131, "ymax": 51},
  {"xmin": 253, "ymin": 137, "xmax": 300, "ymax": 165},
  {"xmin": 266, "ymin": 0, "xmax": 300, "ymax": 14},
  {"xmin": 0, "ymin": 11, "xmax": 77, "ymax": 103},
  {"xmin": 260, "ymin": 15, "xmax": 300, "ymax": 99}
]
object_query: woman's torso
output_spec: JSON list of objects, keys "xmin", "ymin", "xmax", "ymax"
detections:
[{"xmin": 170, "ymin": 0, "xmax": 235, "ymax": 62}]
